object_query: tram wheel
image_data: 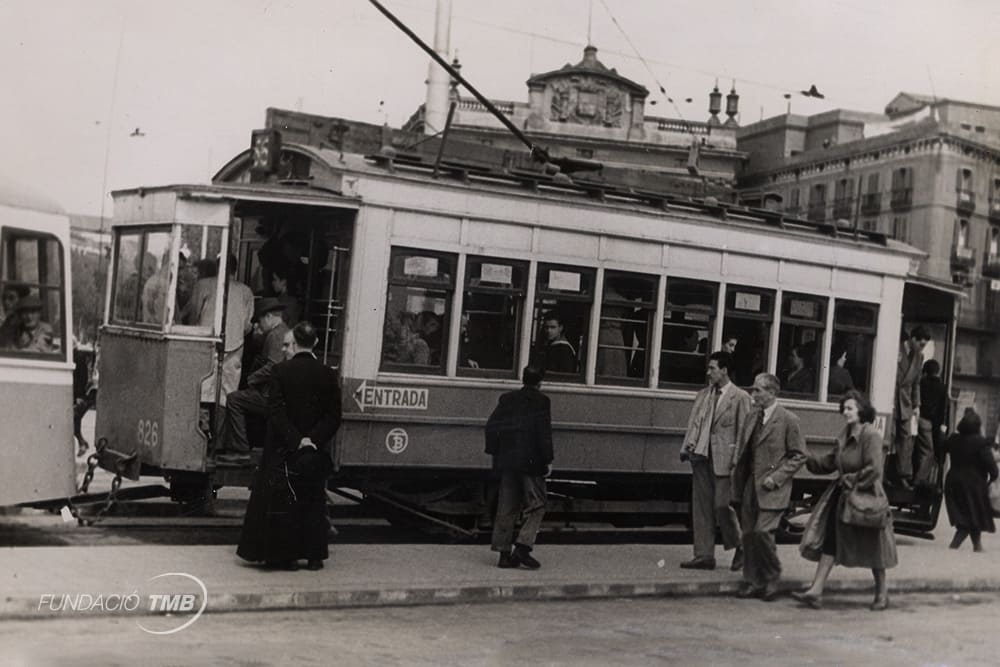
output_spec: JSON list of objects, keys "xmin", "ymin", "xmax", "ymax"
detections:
[{"xmin": 169, "ymin": 477, "xmax": 218, "ymax": 517}]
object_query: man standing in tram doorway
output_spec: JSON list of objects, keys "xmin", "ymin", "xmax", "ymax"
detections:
[
  {"xmin": 680, "ymin": 351, "xmax": 750, "ymax": 571},
  {"xmin": 237, "ymin": 322, "xmax": 341, "ymax": 571},
  {"xmin": 894, "ymin": 326, "xmax": 930, "ymax": 490},
  {"xmin": 731, "ymin": 373, "xmax": 807, "ymax": 600},
  {"xmin": 485, "ymin": 366, "xmax": 553, "ymax": 570}
]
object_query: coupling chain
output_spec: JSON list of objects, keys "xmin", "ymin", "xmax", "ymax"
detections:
[{"xmin": 67, "ymin": 438, "xmax": 126, "ymax": 527}]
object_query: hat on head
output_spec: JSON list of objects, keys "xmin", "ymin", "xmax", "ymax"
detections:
[
  {"xmin": 253, "ymin": 297, "xmax": 286, "ymax": 321},
  {"xmin": 16, "ymin": 295, "xmax": 43, "ymax": 312}
]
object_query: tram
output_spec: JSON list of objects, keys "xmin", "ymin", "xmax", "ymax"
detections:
[
  {"xmin": 93, "ymin": 111, "xmax": 958, "ymax": 534},
  {"xmin": 0, "ymin": 178, "xmax": 76, "ymax": 507}
]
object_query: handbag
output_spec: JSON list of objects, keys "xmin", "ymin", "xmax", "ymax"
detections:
[{"xmin": 837, "ymin": 438, "xmax": 891, "ymax": 529}]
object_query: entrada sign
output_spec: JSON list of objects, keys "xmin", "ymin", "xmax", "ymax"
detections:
[{"xmin": 353, "ymin": 380, "xmax": 428, "ymax": 412}]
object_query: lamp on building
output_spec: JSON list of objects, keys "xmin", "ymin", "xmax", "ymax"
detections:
[
  {"xmin": 725, "ymin": 82, "xmax": 740, "ymax": 127},
  {"xmin": 708, "ymin": 81, "xmax": 722, "ymax": 127}
]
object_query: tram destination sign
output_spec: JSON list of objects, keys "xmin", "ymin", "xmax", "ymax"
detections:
[{"xmin": 353, "ymin": 380, "xmax": 428, "ymax": 412}]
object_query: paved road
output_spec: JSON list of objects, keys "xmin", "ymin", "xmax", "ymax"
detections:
[{"xmin": 4, "ymin": 593, "xmax": 997, "ymax": 666}]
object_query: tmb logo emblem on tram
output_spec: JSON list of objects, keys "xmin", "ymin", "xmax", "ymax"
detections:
[{"xmin": 385, "ymin": 428, "xmax": 409, "ymax": 455}]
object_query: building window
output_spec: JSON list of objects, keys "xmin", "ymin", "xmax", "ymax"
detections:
[
  {"xmin": 380, "ymin": 248, "xmax": 456, "ymax": 374},
  {"xmin": 808, "ymin": 183, "xmax": 827, "ymax": 221},
  {"xmin": 459, "ymin": 256, "xmax": 528, "ymax": 377},
  {"xmin": 961, "ymin": 123, "xmax": 972, "ymax": 131},
  {"xmin": 990, "ymin": 226, "xmax": 1000, "ymax": 258},
  {"xmin": 0, "ymin": 228, "xmax": 66, "ymax": 358},
  {"xmin": 787, "ymin": 188, "xmax": 801, "ymax": 215},
  {"xmin": 721, "ymin": 285, "xmax": 775, "ymax": 388},
  {"xmin": 576, "ymin": 148, "xmax": 594, "ymax": 159},
  {"xmin": 596, "ymin": 271, "xmax": 657, "ymax": 385},
  {"xmin": 530, "ymin": 264, "xmax": 595, "ymax": 381},
  {"xmin": 777, "ymin": 293, "xmax": 827, "ymax": 399},
  {"xmin": 891, "ymin": 167, "xmax": 913, "ymax": 209},
  {"xmin": 833, "ymin": 178, "xmax": 853, "ymax": 219},
  {"xmin": 976, "ymin": 126, "xmax": 986, "ymax": 133},
  {"xmin": 957, "ymin": 219, "xmax": 969, "ymax": 248},
  {"xmin": 891, "ymin": 216, "xmax": 909, "ymax": 241},
  {"xmin": 828, "ymin": 300, "xmax": 878, "ymax": 400},
  {"xmin": 659, "ymin": 278, "xmax": 717, "ymax": 386},
  {"xmin": 862, "ymin": 172, "xmax": 881, "ymax": 214}
]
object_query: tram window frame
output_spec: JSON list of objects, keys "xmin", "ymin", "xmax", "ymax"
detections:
[
  {"xmin": 458, "ymin": 256, "xmax": 528, "ymax": 379},
  {"xmin": 0, "ymin": 227, "xmax": 66, "ymax": 360},
  {"xmin": 776, "ymin": 292, "xmax": 827, "ymax": 400},
  {"xmin": 380, "ymin": 247, "xmax": 456, "ymax": 375},
  {"xmin": 659, "ymin": 277, "xmax": 718, "ymax": 388},
  {"xmin": 596, "ymin": 270, "xmax": 657, "ymax": 386},
  {"xmin": 827, "ymin": 300, "xmax": 878, "ymax": 401},
  {"xmin": 530, "ymin": 263, "xmax": 595, "ymax": 383},
  {"xmin": 721, "ymin": 285, "xmax": 775, "ymax": 389},
  {"xmin": 109, "ymin": 225, "xmax": 173, "ymax": 330}
]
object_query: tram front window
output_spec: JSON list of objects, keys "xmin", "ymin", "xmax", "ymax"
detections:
[
  {"xmin": 722, "ymin": 286, "xmax": 774, "ymax": 388},
  {"xmin": 530, "ymin": 264, "xmax": 594, "ymax": 381},
  {"xmin": 111, "ymin": 227, "xmax": 171, "ymax": 328},
  {"xmin": 0, "ymin": 228, "xmax": 65, "ymax": 357},
  {"xmin": 660, "ymin": 278, "xmax": 716, "ymax": 386},
  {"xmin": 829, "ymin": 300, "xmax": 878, "ymax": 399},
  {"xmin": 460, "ymin": 257, "xmax": 526, "ymax": 376},
  {"xmin": 381, "ymin": 248, "xmax": 455, "ymax": 373},
  {"xmin": 777, "ymin": 293, "xmax": 826, "ymax": 399},
  {"xmin": 597, "ymin": 271, "xmax": 656, "ymax": 385}
]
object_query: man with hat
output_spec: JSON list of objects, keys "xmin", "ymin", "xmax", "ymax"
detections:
[
  {"xmin": 13, "ymin": 294, "xmax": 58, "ymax": 353},
  {"xmin": 220, "ymin": 297, "xmax": 288, "ymax": 460}
]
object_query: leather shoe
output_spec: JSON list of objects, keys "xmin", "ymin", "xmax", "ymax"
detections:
[
  {"xmin": 791, "ymin": 590, "xmax": 822, "ymax": 609},
  {"xmin": 870, "ymin": 594, "xmax": 889, "ymax": 611},
  {"xmin": 680, "ymin": 556, "xmax": 716, "ymax": 570},
  {"xmin": 497, "ymin": 550, "xmax": 521, "ymax": 569},
  {"xmin": 305, "ymin": 559, "xmax": 324, "ymax": 571},
  {"xmin": 729, "ymin": 547, "xmax": 744, "ymax": 572},
  {"xmin": 761, "ymin": 583, "xmax": 780, "ymax": 602},
  {"xmin": 735, "ymin": 583, "xmax": 762, "ymax": 599},
  {"xmin": 514, "ymin": 544, "xmax": 541, "ymax": 570}
]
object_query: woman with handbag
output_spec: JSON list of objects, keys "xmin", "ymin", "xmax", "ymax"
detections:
[
  {"xmin": 943, "ymin": 408, "xmax": 998, "ymax": 552},
  {"xmin": 791, "ymin": 390, "xmax": 897, "ymax": 611}
]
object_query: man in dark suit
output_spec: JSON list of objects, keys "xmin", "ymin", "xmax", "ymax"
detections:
[
  {"xmin": 680, "ymin": 351, "xmax": 751, "ymax": 571},
  {"xmin": 894, "ymin": 327, "xmax": 930, "ymax": 489},
  {"xmin": 237, "ymin": 322, "xmax": 341, "ymax": 571},
  {"xmin": 485, "ymin": 366, "xmax": 553, "ymax": 569},
  {"xmin": 917, "ymin": 358, "xmax": 949, "ymax": 480},
  {"xmin": 731, "ymin": 373, "xmax": 807, "ymax": 600}
]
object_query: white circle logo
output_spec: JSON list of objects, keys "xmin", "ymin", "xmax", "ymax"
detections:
[{"xmin": 385, "ymin": 428, "xmax": 409, "ymax": 454}]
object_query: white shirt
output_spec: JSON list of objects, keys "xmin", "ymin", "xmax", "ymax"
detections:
[{"xmin": 762, "ymin": 401, "xmax": 778, "ymax": 425}]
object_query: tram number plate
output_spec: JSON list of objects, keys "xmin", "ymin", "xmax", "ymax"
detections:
[{"xmin": 136, "ymin": 419, "xmax": 160, "ymax": 449}]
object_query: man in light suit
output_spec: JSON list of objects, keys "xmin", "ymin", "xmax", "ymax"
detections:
[
  {"xmin": 731, "ymin": 372, "xmax": 808, "ymax": 600},
  {"xmin": 680, "ymin": 351, "xmax": 751, "ymax": 571},
  {"xmin": 894, "ymin": 326, "xmax": 930, "ymax": 489}
]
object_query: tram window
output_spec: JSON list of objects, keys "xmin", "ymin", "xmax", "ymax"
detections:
[
  {"xmin": 173, "ymin": 225, "xmax": 225, "ymax": 331},
  {"xmin": 459, "ymin": 257, "xmax": 527, "ymax": 377},
  {"xmin": 380, "ymin": 247, "xmax": 455, "ymax": 374},
  {"xmin": 777, "ymin": 293, "xmax": 827, "ymax": 399},
  {"xmin": 0, "ymin": 228, "xmax": 65, "ymax": 357},
  {"xmin": 660, "ymin": 278, "xmax": 717, "ymax": 386},
  {"xmin": 721, "ymin": 286, "xmax": 775, "ymax": 388},
  {"xmin": 530, "ymin": 264, "xmax": 595, "ymax": 382},
  {"xmin": 111, "ymin": 227, "xmax": 172, "ymax": 328},
  {"xmin": 828, "ymin": 300, "xmax": 878, "ymax": 400},
  {"xmin": 597, "ymin": 270, "xmax": 657, "ymax": 385}
]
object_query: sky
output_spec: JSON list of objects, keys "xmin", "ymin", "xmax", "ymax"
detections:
[{"xmin": 3, "ymin": 0, "xmax": 1000, "ymax": 216}]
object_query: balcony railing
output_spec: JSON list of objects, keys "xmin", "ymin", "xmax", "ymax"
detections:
[
  {"xmin": 807, "ymin": 202, "xmax": 826, "ymax": 222},
  {"xmin": 890, "ymin": 187, "xmax": 912, "ymax": 210},
  {"xmin": 951, "ymin": 245, "xmax": 976, "ymax": 270},
  {"xmin": 982, "ymin": 253, "xmax": 1000, "ymax": 278},
  {"xmin": 861, "ymin": 193, "xmax": 881, "ymax": 215},
  {"xmin": 989, "ymin": 198, "xmax": 1000, "ymax": 221},
  {"xmin": 957, "ymin": 189, "xmax": 976, "ymax": 213},
  {"xmin": 832, "ymin": 197, "xmax": 853, "ymax": 220}
]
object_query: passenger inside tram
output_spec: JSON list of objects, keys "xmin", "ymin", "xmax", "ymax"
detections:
[
  {"xmin": 827, "ymin": 345, "xmax": 855, "ymax": 396},
  {"xmin": 0, "ymin": 284, "xmax": 26, "ymax": 345},
  {"xmin": 10, "ymin": 295, "xmax": 57, "ymax": 353},
  {"xmin": 783, "ymin": 343, "xmax": 817, "ymax": 394},
  {"xmin": 533, "ymin": 311, "xmax": 579, "ymax": 375},
  {"xmin": 388, "ymin": 311, "xmax": 431, "ymax": 365},
  {"xmin": 270, "ymin": 266, "xmax": 302, "ymax": 326}
]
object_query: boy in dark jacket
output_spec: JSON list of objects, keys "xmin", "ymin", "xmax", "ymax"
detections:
[{"xmin": 485, "ymin": 366, "xmax": 553, "ymax": 569}]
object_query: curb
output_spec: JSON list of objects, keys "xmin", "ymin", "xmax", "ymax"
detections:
[{"xmin": 6, "ymin": 576, "xmax": 1000, "ymax": 621}]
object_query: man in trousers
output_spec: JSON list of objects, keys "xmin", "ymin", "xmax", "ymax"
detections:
[
  {"xmin": 731, "ymin": 373, "xmax": 807, "ymax": 600},
  {"xmin": 680, "ymin": 351, "xmax": 751, "ymax": 571},
  {"xmin": 485, "ymin": 366, "xmax": 553, "ymax": 569}
]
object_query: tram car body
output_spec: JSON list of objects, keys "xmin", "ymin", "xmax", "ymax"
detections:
[
  {"xmin": 95, "ymin": 114, "xmax": 958, "ymax": 533},
  {"xmin": 0, "ymin": 180, "xmax": 76, "ymax": 506}
]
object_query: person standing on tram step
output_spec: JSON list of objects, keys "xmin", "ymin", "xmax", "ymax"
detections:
[
  {"xmin": 943, "ymin": 408, "xmax": 998, "ymax": 552},
  {"xmin": 680, "ymin": 351, "xmax": 750, "ymax": 572},
  {"xmin": 183, "ymin": 254, "xmax": 254, "ymax": 409},
  {"xmin": 893, "ymin": 327, "xmax": 930, "ymax": 490},
  {"xmin": 237, "ymin": 322, "xmax": 341, "ymax": 571},
  {"xmin": 914, "ymin": 358, "xmax": 948, "ymax": 491},
  {"xmin": 219, "ymin": 298, "xmax": 289, "ymax": 461},
  {"xmin": 537, "ymin": 312, "xmax": 578, "ymax": 374},
  {"xmin": 731, "ymin": 372, "xmax": 808, "ymax": 601},
  {"xmin": 485, "ymin": 365, "xmax": 553, "ymax": 570}
]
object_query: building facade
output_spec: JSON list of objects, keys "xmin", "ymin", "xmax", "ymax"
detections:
[{"xmin": 737, "ymin": 93, "xmax": 1000, "ymax": 433}]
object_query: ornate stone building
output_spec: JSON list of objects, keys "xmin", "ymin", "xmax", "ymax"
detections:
[{"xmin": 736, "ymin": 94, "xmax": 1000, "ymax": 432}]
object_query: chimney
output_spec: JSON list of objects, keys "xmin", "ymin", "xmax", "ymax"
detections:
[{"xmin": 424, "ymin": 0, "xmax": 453, "ymax": 135}]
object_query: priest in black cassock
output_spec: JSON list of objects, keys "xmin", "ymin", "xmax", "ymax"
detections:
[{"xmin": 237, "ymin": 321, "xmax": 341, "ymax": 571}]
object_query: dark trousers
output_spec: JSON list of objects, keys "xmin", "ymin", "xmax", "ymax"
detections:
[
  {"xmin": 739, "ymin": 481, "xmax": 784, "ymax": 588},
  {"xmin": 690, "ymin": 455, "xmax": 741, "ymax": 558},
  {"xmin": 491, "ymin": 473, "xmax": 547, "ymax": 552},
  {"xmin": 225, "ymin": 386, "xmax": 268, "ymax": 453},
  {"xmin": 894, "ymin": 418, "xmax": 914, "ymax": 481},
  {"xmin": 913, "ymin": 417, "xmax": 937, "ymax": 487}
]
